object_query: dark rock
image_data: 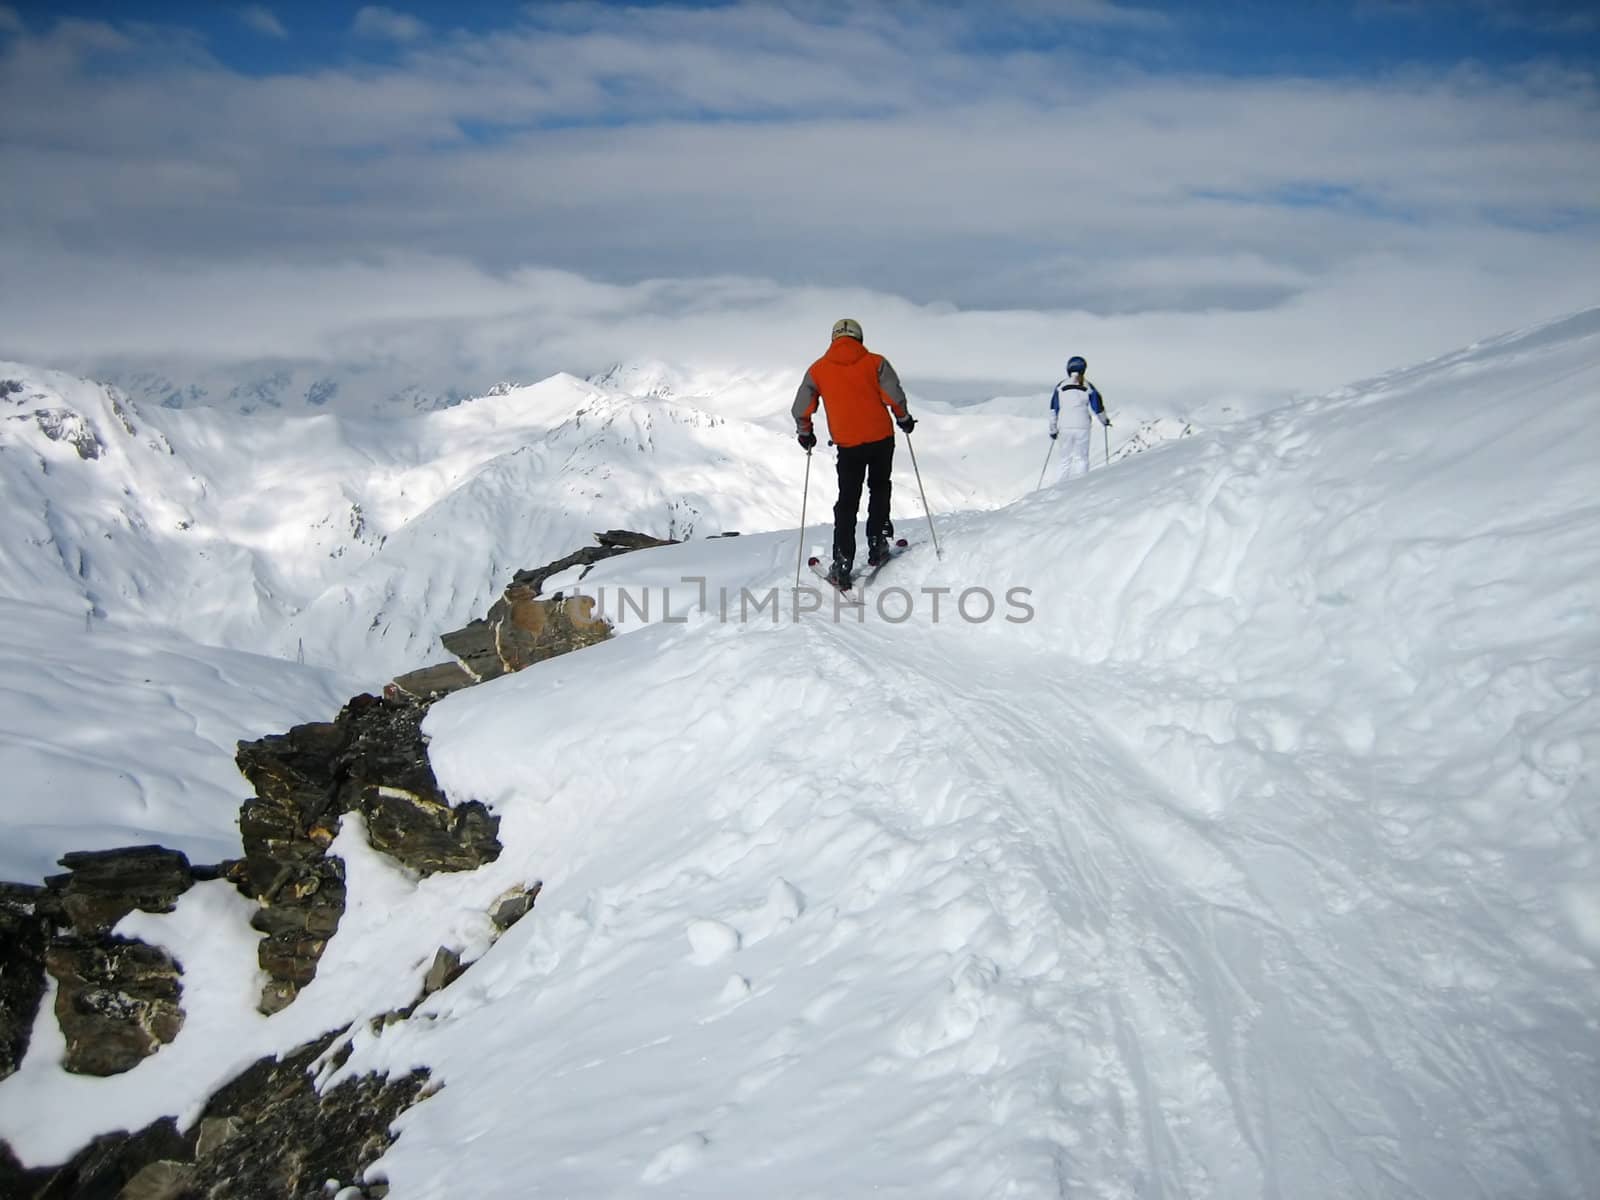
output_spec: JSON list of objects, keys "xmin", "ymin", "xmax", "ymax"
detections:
[
  {"xmin": 189, "ymin": 859, "xmax": 242, "ymax": 886},
  {"xmin": 186, "ymin": 1030, "xmax": 429, "ymax": 1200},
  {"xmin": 594, "ymin": 529, "xmax": 675, "ymax": 551},
  {"xmin": 236, "ymin": 720, "xmax": 349, "ymax": 894},
  {"xmin": 436, "ymin": 617, "xmax": 499, "ymax": 681},
  {"xmin": 362, "ymin": 785, "xmax": 500, "ymax": 876},
  {"xmin": 506, "ymin": 530, "xmax": 671, "ymax": 596},
  {"xmin": 330, "ymin": 696, "xmax": 500, "ymax": 876},
  {"xmin": 490, "ymin": 589, "xmax": 610, "ymax": 674},
  {"xmin": 0, "ymin": 882, "xmax": 49, "ymax": 1081},
  {"xmin": 235, "ymin": 692, "xmax": 502, "ymax": 1011},
  {"xmin": 4, "ymin": 850, "xmax": 196, "ymax": 1085},
  {"xmin": 0, "ymin": 1142, "xmax": 38, "ymax": 1196},
  {"xmin": 441, "ymin": 529, "xmax": 680, "ymax": 681},
  {"xmin": 431, "ymin": 530, "xmax": 672, "ymax": 685},
  {"xmin": 421, "ymin": 947, "xmax": 463, "ymax": 998},
  {"xmin": 46, "ymin": 845, "xmax": 194, "ymax": 937},
  {"xmin": 252, "ymin": 857, "xmax": 344, "ymax": 1013},
  {"xmin": 490, "ymin": 882, "xmax": 541, "ymax": 931},
  {"xmin": 25, "ymin": 1116, "xmax": 189, "ymax": 1200},
  {"xmin": 442, "ymin": 588, "xmax": 609, "ymax": 683},
  {"xmin": 334, "ymin": 695, "xmax": 433, "ymax": 796},
  {"xmin": 29, "ymin": 408, "xmax": 104, "ymax": 459},
  {"xmin": 45, "ymin": 937, "xmax": 183, "ymax": 1076},
  {"xmin": 193, "ymin": 1116, "xmax": 243, "ymax": 1160},
  {"xmin": 13, "ymin": 1029, "xmax": 429, "ymax": 1199},
  {"xmin": 119, "ymin": 1159, "xmax": 194, "ymax": 1200},
  {"xmin": 385, "ymin": 660, "xmax": 475, "ymax": 702}
]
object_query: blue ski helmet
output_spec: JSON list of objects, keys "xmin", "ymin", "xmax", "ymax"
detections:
[{"xmin": 1066, "ymin": 355, "xmax": 1087, "ymax": 376}]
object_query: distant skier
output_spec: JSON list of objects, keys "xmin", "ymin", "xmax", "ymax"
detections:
[
  {"xmin": 792, "ymin": 318, "xmax": 915, "ymax": 590},
  {"xmin": 1047, "ymin": 355, "xmax": 1111, "ymax": 483}
]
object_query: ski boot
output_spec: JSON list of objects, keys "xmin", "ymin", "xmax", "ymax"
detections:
[
  {"xmin": 826, "ymin": 554, "xmax": 853, "ymax": 592},
  {"xmin": 867, "ymin": 519, "xmax": 896, "ymax": 567}
]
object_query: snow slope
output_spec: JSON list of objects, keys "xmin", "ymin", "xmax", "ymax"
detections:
[
  {"xmin": 4, "ymin": 309, "xmax": 1598, "ymax": 1196},
  {"xmin": 0, "ymin": 597, "xmax": 350, "ymax": 881}
]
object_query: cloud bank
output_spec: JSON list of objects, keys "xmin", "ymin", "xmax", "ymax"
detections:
[{"xmin": 0, "ymin": 2, "xmax": 1596, "ymax": 404}]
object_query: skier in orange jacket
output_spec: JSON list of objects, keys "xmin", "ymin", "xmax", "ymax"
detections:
[{"xmin": 792, "ymin": 318, "xmax": 915, "ymax": 590}]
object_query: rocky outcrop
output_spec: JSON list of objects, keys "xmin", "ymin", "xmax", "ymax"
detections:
[
  {"xmin": 0, "ymin": 884, "xmax": 48, "ymax": 1081},
  {"xmin": 442, "ymin": 591, "xmax": 609, "ymax": 682},
  {"xmin": 24, "ymin": 408, "xmax": 104, "ymax": 459},
  {"xmin": 385, "ymin": 659, "xmax": 475, "ymax": 703},
  {"xmin": 7, "ymin": 1029, "xmax": 427, "ymax": 1199},
  {"xmin": 46, "ymin": 846, "xmax": 194, "ymax": 937},
  {"xmin": 490, "ymin": 881, "xmax": 541, "ymax": 932},
  {"xmin": 434, "ymin": 529, "xmax": 673, "ymax": 684},
  {"xmin": 236, "ymin": 692, "xmax": 501, "ymax": 1013},
  {"xmin": 1, "ymin": 848, "xmax": 199, "ymax": 1081},
  {"xmin": 1, "ymin": 528, "xmax": 664, "ymax": 1177},
  {"xmin": 45, "ymin": 937, "xmax": 184, "ymax": 1077}
]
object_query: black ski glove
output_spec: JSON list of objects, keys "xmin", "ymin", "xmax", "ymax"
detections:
[
  {"xmin": 797, "ymin": 432, "xmax": 817, "ymax": 450},
  {"xmin": 897, "ymin": 415, "xmax": 916, "ymax": 434},
  {"xmin": 1102, "ymin": 418, "xmax": 1113, "ymax": 428}
]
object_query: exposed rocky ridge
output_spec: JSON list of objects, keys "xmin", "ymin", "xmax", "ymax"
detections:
[
  {"xmin": 0, "ymin": 529, "xmax": 667, "ymax": 1187},
  {"xmin": 2, "ymin": 1029, "xmax": 428, "ymax": 1199},
  {"xmin": 236, "ymin": 691, "xmax": 503, "ymax": 1014},
  {"xmin": 429, "ymin": 529, "xmax": 673, "ymax": 689}
]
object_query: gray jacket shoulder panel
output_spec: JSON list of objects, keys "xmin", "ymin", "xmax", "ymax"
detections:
[
  {"xmin": 877, "ymin": 358, "xmax": 909, "ymax": 416},
  {"xmin": 792, "ymin": 369, "xmax": 821, "ymax": 431}
]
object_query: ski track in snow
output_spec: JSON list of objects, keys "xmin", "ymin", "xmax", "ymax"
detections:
[{"xmin": 355, "ymin": 598, "xmax": 1596, "ymax": 1198}]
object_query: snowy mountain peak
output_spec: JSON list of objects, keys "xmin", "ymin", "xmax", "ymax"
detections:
[{"xmin": 587, "ymin": 360, "xmax": 682, "ymax": 399}]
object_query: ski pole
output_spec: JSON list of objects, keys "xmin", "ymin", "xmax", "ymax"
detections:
[
  {"xmin": 1036, "ymin": 439, "xmax": 1055, "ymax": 489},
  {"xmin": 794, "ymin": 447, "xmax": 813, "ymax": 588},
  {"xmin": 1103, "ymin": 423, "xmax": 1110, "ymax": 468},
  {"xmin": 903, "ymin": 433, "xmax": 943, "ymax": 560}
]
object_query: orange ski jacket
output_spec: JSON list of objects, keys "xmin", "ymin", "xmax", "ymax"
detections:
[{"xmin": 792, "ymin": 336, "xmax": 911, "ymax": 448}]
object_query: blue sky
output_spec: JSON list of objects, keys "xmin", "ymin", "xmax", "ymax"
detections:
[
  {"xmin": 1, "ymin": 1, "xmax": 1597, "ymax": 400},
  {"xmin": 8, "ymin": 1, "xmax": 1598, "ymax": 79}
]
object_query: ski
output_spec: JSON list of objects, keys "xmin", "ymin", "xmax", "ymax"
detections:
[
  {"xmin": 804, "ymin": 538, "xmax": 911, "ymax": 600},
  {"xmin": 853, "ymin": 537, "xmax": 912, "ymax": 589},
  {"xmin": 807, "ymin": 558, "xmax": 864, "ymax": 603}
]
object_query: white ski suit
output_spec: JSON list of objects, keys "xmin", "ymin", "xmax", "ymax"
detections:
[{"xmin": 1047, "ymin": 376, "xmax": 1107, "ymax": 483}]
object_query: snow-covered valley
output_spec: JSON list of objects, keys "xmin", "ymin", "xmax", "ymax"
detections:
[{"xmin": 2, "ymin": 308, "xmax": 1598, "ymax": 1198}]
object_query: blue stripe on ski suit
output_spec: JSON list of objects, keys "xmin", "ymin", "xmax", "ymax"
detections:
[{"xmin": 1050, "ymin": 381, "xmax": 1106, "ymax": 426}]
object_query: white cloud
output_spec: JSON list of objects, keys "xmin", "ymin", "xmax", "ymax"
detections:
[
  {"xmin": 0, "ymin": 3, "xmax": 1594, "ymax": 407},
  {"xmin": 239, "ymin": 5, "xmax": 287, "ymax": 40},
  {"xmin": 353, "ymin": 5, "xmax": 428, "ymax": 42}
]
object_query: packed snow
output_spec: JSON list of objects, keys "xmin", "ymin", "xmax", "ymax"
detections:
[{"xmin": 2, "ymin": 309, "xmax": 1599, "ymax": 1197}]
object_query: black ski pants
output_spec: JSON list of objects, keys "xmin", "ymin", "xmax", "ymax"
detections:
[{"xmin": 833, "ymin": 435, "xmax": 894, "ymax": 565}]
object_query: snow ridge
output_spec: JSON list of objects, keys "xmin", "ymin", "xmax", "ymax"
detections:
[{"xmin": 2, "ymin": 309, "xmax": 1597, "ymax": 1197}]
